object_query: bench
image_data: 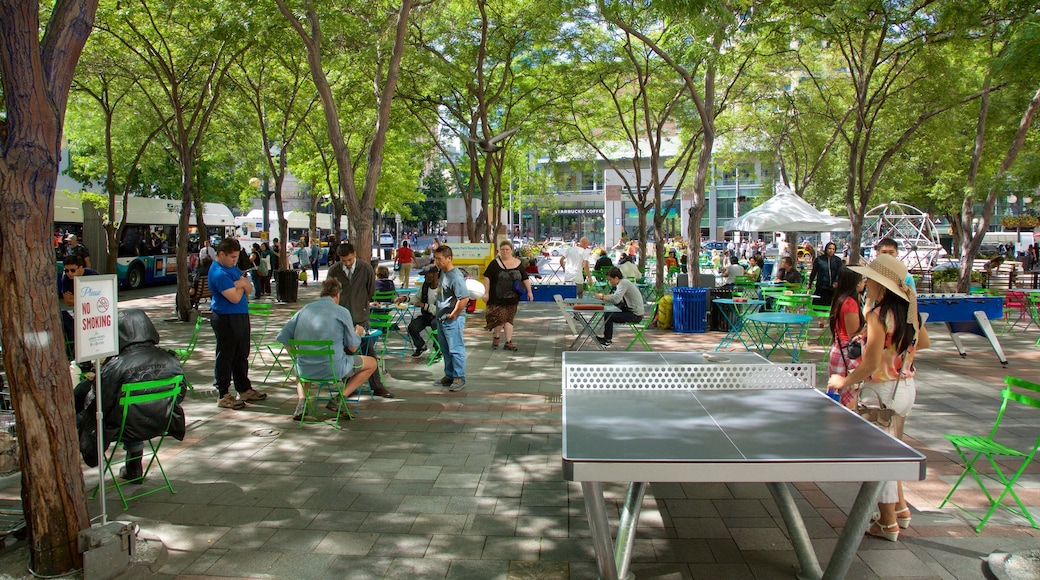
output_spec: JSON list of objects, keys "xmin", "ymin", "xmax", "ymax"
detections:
[{"xmin": 190, "ymin": 275, "xmax": 211, "ymax": 310}]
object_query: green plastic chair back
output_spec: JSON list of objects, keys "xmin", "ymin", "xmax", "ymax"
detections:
[
  {"xmin": 286, "ymin": 339, "xmax": 353, "ymax": 428},
  {"xmin": 372, "ymin": 290, "xmax": 396, "ymax": 304},
  {"xmin": 93, "ymin": 375, "xmax": 184, "ymax": 509},
  {"xmin": 939, "ymin": 376, "xmax": 1040, "ymax": 532}
]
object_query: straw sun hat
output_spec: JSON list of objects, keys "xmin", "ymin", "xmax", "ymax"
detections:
[{"xmin": 849, "ymin": 254, "xmax": 919, "ymax": 332}]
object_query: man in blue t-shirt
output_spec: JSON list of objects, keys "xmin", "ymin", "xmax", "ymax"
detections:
[{"xmin": 209, "ymin": 238, "xmax": 267, "ymax": 410}]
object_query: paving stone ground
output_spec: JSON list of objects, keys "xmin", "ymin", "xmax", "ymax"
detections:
[{"xmin": 1, "ymin": 274, "xmax": 1038, "ymax": 579}]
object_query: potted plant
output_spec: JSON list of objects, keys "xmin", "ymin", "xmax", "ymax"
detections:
[{"xmin": 931, "ymin": 266, "xmax": 984, "ymax": 293}]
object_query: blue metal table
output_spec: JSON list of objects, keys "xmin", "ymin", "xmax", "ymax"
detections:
[
  {"xmin": 745, "ymin": 312, "xmax": 812, "ymax": 362},
  {"xmin": 712, "ymin": 298, "xmax": 765, "ymax": 351}
]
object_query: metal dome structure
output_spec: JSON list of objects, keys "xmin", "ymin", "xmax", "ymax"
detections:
[{"xmin": 861, "ymin": 202, "xmax": 947, "ymax": 271}]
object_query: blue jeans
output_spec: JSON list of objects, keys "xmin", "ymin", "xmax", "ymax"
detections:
[
  {"xmin": 435, "ymin": 315, "xmax": 466, "ymax": 380},
  {"xmin": 250, "ymin": 269, "xmax": 263, "ymax": 299}
]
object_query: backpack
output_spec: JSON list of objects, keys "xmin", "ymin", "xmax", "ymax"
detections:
[
  {"xmin": 494, "ymin": 259, "xmax": 521, "ymax": 300},
  {"xmin": 657, "ymin": 294, "xmax": 673, "ymax": 330},
  {"xmin": 256, "ymin": 254, "xmax": 270, "ymax": 276}
]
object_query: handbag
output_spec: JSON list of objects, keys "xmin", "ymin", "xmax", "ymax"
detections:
[
  {"xmin": 855, "ymin": 384, "xmax": 898, "ymax": 430},
  {"xmin": 853, "ymin": 344, "xmax": 908, "ymax": 430}
]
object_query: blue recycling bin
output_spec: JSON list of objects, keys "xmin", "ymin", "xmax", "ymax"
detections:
[{"xmin": 671, "ymin": 287, "xmax": 708, "ymax": 333}]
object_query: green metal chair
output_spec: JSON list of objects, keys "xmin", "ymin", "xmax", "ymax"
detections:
[
  {"xmin": 624, "ymin": 303, "xmax": 656, "ymax": 352},
  {"xmin": 94, "ymin": 375, "xmax": 184, "ymax": 509},
  {"xmin": 286, "ymin": 339, "xmax": 354, "ymax": 429},
  {"xmin": 263, "ymin": 311, "xmax": 296, "ymax": 386},
  {"xmin": 172, "ymin": 315, "xmax": 202, "ymax": 392},
  {"xmin": 938, "ymin": 376, "xmax": 1040, "ymax": 532},
  {"xmin": 372, "ymin": 290, "xmax": 397, "ymax": 304},
  {"xmin": 804, "ymin": 303, "xmax": 831, "ymax": 348},
  {"xmin": 759, "ymin": 287, "xmax": 787, "ymax": 312},
  {"xmin": 248, "ymin": 302, "xmax": 273, "ymax": 365},
  {"xmin": 775, "ymin": 294, "xmax": 811, "ymax": 314},
  {"xmin": 427, "ymin": 329, "xmax": 442, "ymax": 366},
  {"xmin": 733, "ymin": 275, "xmax": 756, "ymax": 300}
]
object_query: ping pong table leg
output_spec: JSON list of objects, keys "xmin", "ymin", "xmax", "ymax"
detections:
[
  {"xmin": 822, "ymin": 480, "xmax": 883, "ymax": 580},
  {"xmin": 767, "ymin": 482, "xmax": 822, "ymax": 580},
  {"xmin": 614, "ymin": 482, "xmax": 647, "ymax": 580},
  {"xmin": 581, "ymin": 481, "xmax": 620, "ymax": 580},
  {"xmin": 973, "ymin": 311, "xmax": 1009, "ymax": 366}
]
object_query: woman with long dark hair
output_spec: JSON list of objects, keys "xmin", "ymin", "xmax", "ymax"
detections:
[
  {"xmin": 827, "ymin": 268, "xmax": 865, "ymax": 407},
  {"xmin": 827, "ymin": 255, "xmax": 929, "ymax": 542}
]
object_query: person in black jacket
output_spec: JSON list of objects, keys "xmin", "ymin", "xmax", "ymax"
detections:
[
  {"xmin": 807, "ymin": 242, "xmax": 843, "ymax": 306},
  {"xmin": 76, "ymin": 309, "xmax": 187, "ymax": 483}
]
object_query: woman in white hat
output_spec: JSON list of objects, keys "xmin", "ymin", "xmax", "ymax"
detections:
[{"xmin": 827, "ymin": 254, "xmax": 929, "ymax": 542}]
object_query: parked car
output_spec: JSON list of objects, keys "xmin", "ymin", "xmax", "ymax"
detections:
[
  {"xmin": 543, "ymin": 240, "xmax": 569, "ymax": 256},
  {"xmin": 703, "ymin": 241, "xmax": 728, "ymax": 251},
  {"xmin": 378, "ymin": 233, "xmax": 395, "ymax": 248}
]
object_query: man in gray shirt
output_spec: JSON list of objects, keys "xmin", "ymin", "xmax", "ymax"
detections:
[
  {"xmin": 593, "ymin": 267, "xmax": 645, "ymax": 347},
  {"xmin": 277, "ymin": 278, "xmax": 378, "ymax": 420}
]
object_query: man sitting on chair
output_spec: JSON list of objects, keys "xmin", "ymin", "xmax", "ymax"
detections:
[
  {"xmin": 75, "ymin": 309, "xmax": 187, "ymax": 484},
  {"xmin": 276, "ymin": 278, "xmax": 378, "ymax": 421},
  {"xmin": 396, "ymin": 265, "xmax": 440, "ymax": 359},
  {"xmin": 593, "ymin": 267, "xmax": 645, "ymax": 347}
]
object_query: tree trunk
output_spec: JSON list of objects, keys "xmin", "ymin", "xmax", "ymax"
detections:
[
  {"xmin": 175, "ymin": 155, "xmax": 194, "ymax": 321},
  {"xmin": 1, "ymin": 163, "xmax": 91, "ymax": 576},
  {"xmin": 0, "ymin": 1, "xmax": 97, "ymax": 573}
]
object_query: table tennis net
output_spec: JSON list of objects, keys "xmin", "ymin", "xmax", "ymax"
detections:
[{"xmin": 564, "ymin": 363, "xmax": 815, "ymax": 390}]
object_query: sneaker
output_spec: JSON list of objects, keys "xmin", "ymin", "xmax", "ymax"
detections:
[
  {"xmin": 449, "ymin": 378, "xmax": 466, "ymax": 392},
  {"xmin": 239, "ymin": 388, "xmax": 267, "ymax": 402},
  {"xmin": 492, "ymin": 336, "xmax": 500, "ymax": 349},
  {"xmin": 435, "ymin": 376, "xmax": 452, "ymax": 388},
  {"xmin": 597, "ymin": 337, "xmax": 612, "ymax": 347},
  {"xmin": 503, "ymin": 341, "xmax": 518, "ymax": 351},
  {"xmin": 412, "ymin": 345, "xmax": 427, "ymax": 358},
  {"xmin": 217, "ymin": 394, "xmax": 246, "ymax": 410}
]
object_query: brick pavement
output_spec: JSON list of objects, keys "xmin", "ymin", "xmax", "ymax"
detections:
[{"xmin": 1, "ymin": 281, "xmax": 1039, "ymax": 579}]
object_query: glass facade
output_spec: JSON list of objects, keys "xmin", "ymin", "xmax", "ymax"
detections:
[{"xmin": 621, "ymin": 197, "xmax": 681, "ymax": 240}]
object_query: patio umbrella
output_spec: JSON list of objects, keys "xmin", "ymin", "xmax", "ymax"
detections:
[{"xmin": 724, "ymin": 185, "xmax": 851, "ymax": 233}]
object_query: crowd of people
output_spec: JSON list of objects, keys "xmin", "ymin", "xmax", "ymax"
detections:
[{"xmin": 66, "ymin": 230, "xmax": 934, "ymax": 548}]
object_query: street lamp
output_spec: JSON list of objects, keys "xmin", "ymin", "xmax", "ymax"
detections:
[{"xmin": 248, "ymin": 176, "xmax": 274, "ymax": 237}]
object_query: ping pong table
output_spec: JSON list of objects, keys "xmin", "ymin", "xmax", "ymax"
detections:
[{"xmin": 562, "ymin": 352, "xmax": 926, "ymax": 580}]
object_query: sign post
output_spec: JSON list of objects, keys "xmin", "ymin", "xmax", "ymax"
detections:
[{"xmin": 74, "ymin": 274, "xmax": 120, "ymax": 525}]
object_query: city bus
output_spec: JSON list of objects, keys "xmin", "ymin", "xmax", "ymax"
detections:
[
  {"xmin": 234, "ymin": 209, "xmax": 348, "ymax": 243},
  {"xmin": 55, "ymin": 190, "xmax": 236, "ymax": 289}
]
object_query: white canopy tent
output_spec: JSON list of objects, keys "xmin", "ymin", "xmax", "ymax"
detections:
[{"xmin": 724, "ymin": 185, "xmax": 851, "ymax": 233}]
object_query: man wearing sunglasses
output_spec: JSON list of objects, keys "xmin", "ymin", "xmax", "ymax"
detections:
[{"xmin": 60, "ymin": 255, "xmax": 99, "ymax": 363}]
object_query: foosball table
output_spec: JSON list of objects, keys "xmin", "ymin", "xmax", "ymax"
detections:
[{"xmin": 916, "ymin": 293, "xmax": 1007, "ymax": 366}]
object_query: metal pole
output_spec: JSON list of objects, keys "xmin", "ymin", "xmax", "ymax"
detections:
[
  {"xmin": 614, "ymin": 482, "xmax": 646, "ymax": 580},
  {"xmin": 767, "ymin": 482, "xmax": 820, "ymax": 579},
  {"xmin": 823, "ymin": 481, "xmax": 883, "ymax": 579},
  {"xmin": 261, "ymin": 178, "xmax": 271, "ymax": 237},
  {"xmin": 582, "ymin": 481, "xmax": 619, "ymax": 580},
  {"xmin": 94, "ymin": 361, "xmax": 107, "ymax": 525}
]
